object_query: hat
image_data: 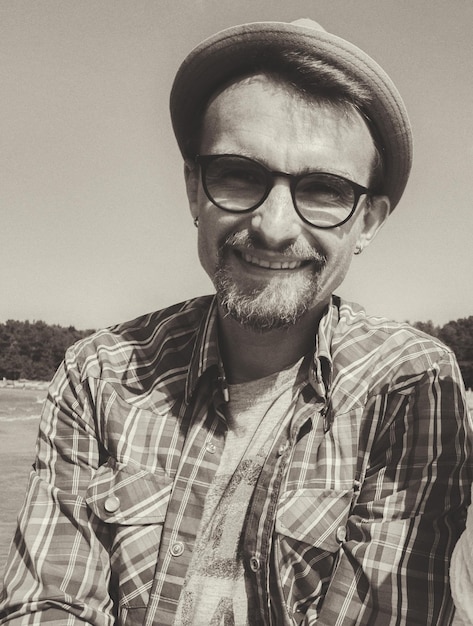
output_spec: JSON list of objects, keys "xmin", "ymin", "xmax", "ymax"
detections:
[{"xmin": 170, "ymin": 19, "xmax": 413, "ymax": 211}]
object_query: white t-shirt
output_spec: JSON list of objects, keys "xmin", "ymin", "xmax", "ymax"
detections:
[{"xmin": 173, "ymin": 358, "xmax": 307, "ymax": 626}]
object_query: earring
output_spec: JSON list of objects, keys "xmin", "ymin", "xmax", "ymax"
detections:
[
  {"xmin": 354, "ymin": 245, "xmax": 363, "ymax": 255},
  {"xmin": 193, "ymin": 216, "xmax": 199, "ymax": 228}
]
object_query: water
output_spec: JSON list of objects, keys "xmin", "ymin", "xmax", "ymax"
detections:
[
  {"xmin": 0, "ymin": 387, "xmax": 46, "ymax": 577},
  {"xmin": 0, "ymin": 387, "xmax": 46, "ymax": 422}
]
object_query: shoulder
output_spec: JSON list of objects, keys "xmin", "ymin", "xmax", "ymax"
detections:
[
  {"xmin": 64, "ymin": 295, "xmax": 215, "ymax": 381},
  {"xmin": 335, "ymin": 297, "xmax": 452, "ymax": 358},
  {"xmin": 332, "ymin": 298, "xmax": 459, "ymax": 393}
]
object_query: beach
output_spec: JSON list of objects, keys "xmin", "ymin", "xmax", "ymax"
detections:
[{"xmin": 0, "ymin": 385, "xmax": 45, "ymax": 576}]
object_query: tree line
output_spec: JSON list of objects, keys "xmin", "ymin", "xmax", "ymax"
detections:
[
  {"xmin": 413, "ymin": 317, "xmax": 473, "ymax": 390},
  {"xmin": 0, "ymin": 317, "xmax": 472, "ymax": 389},
  {"xmin": 0, "ymin": 320, "xmax": 94, "ymax": 382}
]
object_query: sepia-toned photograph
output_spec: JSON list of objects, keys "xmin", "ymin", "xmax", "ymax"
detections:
[{"xmin": 1, "ymin": 1, "xmax": 472, "ymax": 624}]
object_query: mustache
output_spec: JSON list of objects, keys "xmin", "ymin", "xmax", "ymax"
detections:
[{"xmin": 221, "ymin": 230, "xmax": 327, "ymax": 263}]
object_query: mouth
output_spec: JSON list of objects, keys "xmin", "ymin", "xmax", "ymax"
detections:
[{"xmin": 240, "ymin": 251, "xmax": 307, "ymax": 270}]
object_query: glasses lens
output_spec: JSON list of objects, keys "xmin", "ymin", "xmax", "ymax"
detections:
[
  {"xmin": 296, "ymin": 173, "xmax": 356, "ymax": 227},
  {"xmin": 203, "ymin": 156, "xmax": 268, "ymax": 211}
]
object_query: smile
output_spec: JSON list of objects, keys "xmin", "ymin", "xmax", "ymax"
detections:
[{"xmin": 241, "ymin": 251, "xmax": 304, "ymax": 270}]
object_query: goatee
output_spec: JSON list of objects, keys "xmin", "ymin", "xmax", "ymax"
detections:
[{"xmin": 214, "ymin": 231, "xmax": 327, "ymax": 332}]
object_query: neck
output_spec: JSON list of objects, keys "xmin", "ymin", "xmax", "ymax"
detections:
[{"xmin": 217, "ymin": 301, "xmax": 328, "ymax": 384}]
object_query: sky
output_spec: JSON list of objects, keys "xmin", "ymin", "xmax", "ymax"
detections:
[{"xmin": 1, "ymin": 0, "xmax": 472, "ymax": 330}]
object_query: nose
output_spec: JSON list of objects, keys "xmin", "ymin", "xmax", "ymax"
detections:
[{"xmin": 250, "ymin": 179, "xmax": 303, "ymax": 248}]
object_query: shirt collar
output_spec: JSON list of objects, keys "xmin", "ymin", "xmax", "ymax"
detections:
[
  {"xmin": 184, "ymin": 294, "xmax": 341, "ymax": 405},
  {"xmin": 308, "ymin": 296, "xmax": 339, "ymax": 403},
  {"xmin": 185, "ymin": 296, "xmax": 222, "ymax": 404}
]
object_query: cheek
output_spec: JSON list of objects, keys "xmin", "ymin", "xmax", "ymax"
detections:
[
  {"xmin": 196, "ymin": 212, "xmax": 231, "ymax": 276},
  {"xmin": 337, "ymin": 247, "xmax": 355, "ymax": 277},
  {"xmin": 198, "ymin": 208, "xmax": 247, "ymax": 254},
  {"xmin": 196, "ymin": 224, "xmax": 217, "ymax": 276},
  {"xmin": 318, "ymin": 232, "xmax": 358, "ymax": 287}
]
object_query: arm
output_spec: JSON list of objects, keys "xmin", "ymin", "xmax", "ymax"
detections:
[
  {"xmin": 315, "ymin": 351, "xmax": 473, "ymax": 625},
  {"xmin": 0, "ymin": 348, "xmax": 115, "ymax": 625},
  {"xmin": 451, "ymin": 484, "xmax": 473, "ymax": 625}
]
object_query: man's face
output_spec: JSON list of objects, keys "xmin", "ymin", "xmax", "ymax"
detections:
[{"xmin": 186, "ymin": 75, "xmax": 388, "ymax": 331}]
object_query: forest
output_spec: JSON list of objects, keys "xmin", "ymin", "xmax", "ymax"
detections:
[
  {"xmin": 0, "ymin": 317, "xmax": 472, "ymax": 389},
  {"xmin": 0, "ymin": 320, "xmax": 94, "ymax": 382},
  {"xmin": 413, "ymin": 317, "xmax": 473, "ymax": 389}
]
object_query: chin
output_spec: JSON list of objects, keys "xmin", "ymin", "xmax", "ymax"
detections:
[{"xmin": 215, "ymin": 269, "xmax": 321, "ymax": 332}]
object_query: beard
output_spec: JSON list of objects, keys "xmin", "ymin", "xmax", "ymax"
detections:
[{"xmin": 213, "ymin": 231, "xmax": 327, "ymax": 332}]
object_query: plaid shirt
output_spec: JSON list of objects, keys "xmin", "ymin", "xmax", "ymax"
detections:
[{"xmin": 0, "ymin": 295, "xmax": 471, "ymax": 626}]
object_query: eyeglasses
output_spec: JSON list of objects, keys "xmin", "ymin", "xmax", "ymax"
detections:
[{"xmin": 196, "ymin": 154, "xmax": 371, "ymax": 229}]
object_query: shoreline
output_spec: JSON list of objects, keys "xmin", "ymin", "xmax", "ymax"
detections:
[
  {"xmin": 0, "ymin": 415, "xmax": 39, "ymax": 576},
  {"xmin": 0, "ymin": 386, "xmax": 45, "ymax": 576},
  {"xmin": 0, "ymin": 379, "xmax": 49, "ymax": 390}
]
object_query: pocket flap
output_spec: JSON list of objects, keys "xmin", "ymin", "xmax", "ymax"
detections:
[
  {"xmin": 86, "ymin": 459, "xmax": 172, "ymax": 525},
  {"xmin": 275, "ymin": 488, "xmax": 352, "ymax": 552}
]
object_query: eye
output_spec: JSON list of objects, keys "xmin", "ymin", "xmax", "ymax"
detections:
[
  {"xmin": 208, "ymin": 158, "xmax": 265, "ymax": 188},
  {"xmin": 297, "ymin": 174, "xmax": 354, "ymax": 207}
]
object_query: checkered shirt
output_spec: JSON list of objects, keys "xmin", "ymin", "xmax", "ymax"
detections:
[{"xmin": 0, "ymin": 295, "xmax": 471, "ymax": 625}]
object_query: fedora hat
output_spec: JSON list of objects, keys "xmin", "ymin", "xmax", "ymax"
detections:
[{"xmin": 170, "ymin": 19, "xmax": 413, "ymax": 211}]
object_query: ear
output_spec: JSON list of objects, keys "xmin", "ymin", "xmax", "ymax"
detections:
[
  {"xmin": 357, "ymin": 195, "xmax": 390, "ymax": 251},
  {"xmin": 184, "ymin": 161, "xmax": 200, "ymax": 219}
]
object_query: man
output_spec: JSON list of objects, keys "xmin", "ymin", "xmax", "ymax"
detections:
[{"xmin": 0, "ymin": 18, "xmax": 471, "ymax": 626}]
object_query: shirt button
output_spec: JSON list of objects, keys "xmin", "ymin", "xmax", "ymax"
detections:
[
  {"xmin": 249, "ymin": 556, "xmax": 260, "ymax": 572},
  {"xmin": 170, "ymin": 541, "xmax": 185, "ymax": 557},
  {"xmin": 104, "ymin": 495, "xmax": 121, "ymax": 513},
  {"xmin": 277, "ymin": 441, "xmax": 289, "ymax": 456},
  {"xmin": 336, "ymin": 526, "xmax": 347, "ymax": 543},
  {"xmin": 205, "ymin": 441, "xmax": 216, "ymax": 454}
]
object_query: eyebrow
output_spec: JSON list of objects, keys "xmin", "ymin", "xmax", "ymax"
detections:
[{"xmin": 205, "ymin": 151, "xmax": 359, "ymax": 182}]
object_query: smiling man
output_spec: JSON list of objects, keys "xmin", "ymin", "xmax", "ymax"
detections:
[
  {"xmin": 185, "ymin": 72, "xmax": 389, "ymax": 376},
  {"xmin": 1, "ymin": 18, "xmax": 472, "ymax": 626}
]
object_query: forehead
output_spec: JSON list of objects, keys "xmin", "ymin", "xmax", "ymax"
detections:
[{"xmin": 200, "ymin": 74, "xmax": 377, "ymax": 182}]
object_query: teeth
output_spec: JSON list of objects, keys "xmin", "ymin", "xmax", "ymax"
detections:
[{"xmin": 242, "ymin": 252, "xmax": 303, "ymax": 270}]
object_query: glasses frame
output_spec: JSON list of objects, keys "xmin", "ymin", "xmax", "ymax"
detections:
[{"xmin": 196, "ymin": 154, "xmax": 372, "ymax": 230}]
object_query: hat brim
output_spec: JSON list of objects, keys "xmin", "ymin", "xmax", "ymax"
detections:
[{"xmin": 170, "ymin": 21, "xmax": 412, "ymax": 211}]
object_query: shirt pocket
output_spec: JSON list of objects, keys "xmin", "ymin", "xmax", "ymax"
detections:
[
  {"xmin": 86, "ymin": 458, "xmax": 172, "ymax": 609},
  {"xmin": 274, "ymin": 488, "xmax": 353, "ymax": 613},
  {"xmin": 276, "ymin": 488, "xmax": 353, "ymax": 551}
]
